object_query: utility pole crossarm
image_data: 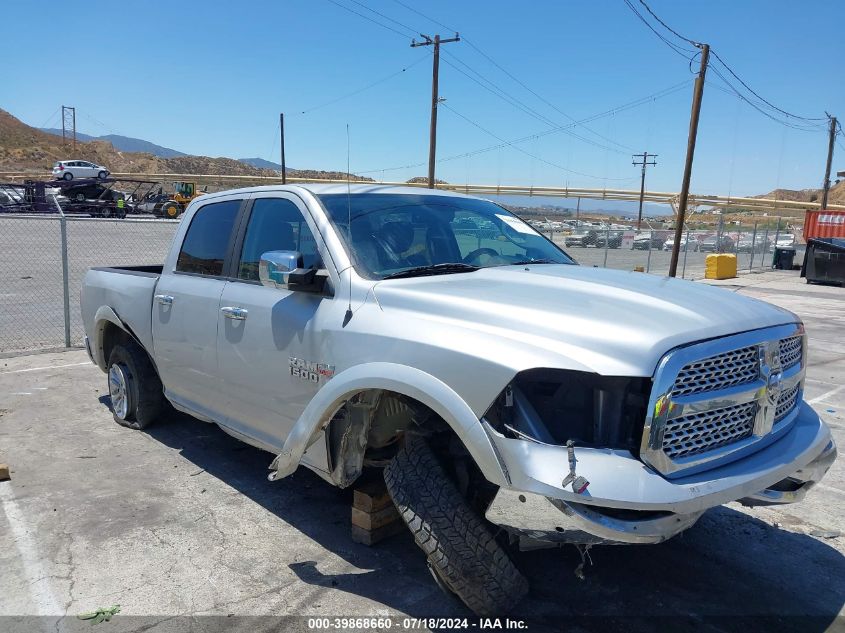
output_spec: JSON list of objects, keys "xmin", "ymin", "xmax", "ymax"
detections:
[{"xmin": 410, "ymin": 33, "xmax": 461, "ymax": 189}]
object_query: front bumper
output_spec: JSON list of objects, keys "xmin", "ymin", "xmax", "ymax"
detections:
[{"xmin": 482, "ymin": 402, "xmax": 836, "ymax": 545}]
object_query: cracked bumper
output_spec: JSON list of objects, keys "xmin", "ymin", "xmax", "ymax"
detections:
[{"xmin": 483, "ymin": 402, "xmax": 836, "ymax": 545}]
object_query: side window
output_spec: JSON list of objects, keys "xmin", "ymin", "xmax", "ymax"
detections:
[
  {"xmin": 176, "ymin": 199, "xmax": 241, "ymax": 276},
  {"xmin": 238, "ymin": 197, "xmax": 323, "ymax": 281}
]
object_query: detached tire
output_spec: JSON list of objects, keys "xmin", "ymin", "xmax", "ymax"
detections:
[
  {"xmin": 107, "ymin": 342, "xmax": 165, "ymax": 430},
  {"xmin": 384, "ymin": 435, "xmax": 528, "ymax": 616}
]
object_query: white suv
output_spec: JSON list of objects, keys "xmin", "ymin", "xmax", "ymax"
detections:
[{"xmin": 52, "ymin": 160, "xmax": 110, "ymax": 181}]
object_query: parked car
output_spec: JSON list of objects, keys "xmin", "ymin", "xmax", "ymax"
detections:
[
  {"xmin": 737, "ymin": 238, "xmax": 771, "ymax": 253},
  {"xmin": 776, "ymin": 234, "xmax": 796, "ymax": 248},
  {"xmin": 663, "ymin": 234, "xmax": 700, "ymax": 252},
  {"xmin": 53, "ymin": 160, "xmax": 110, "ymax": 181},
  {"xmin": 594, "ymin": 230, "xmax": 623, "ymax": 249},
  {"xmin": 81, "ymin": 184, "xmax": 836, "ymax": 616},
  {"xmin": 631, "ymin": 233, "xmax": 665, "ymax": 250},
  {"xmin": 699, "ymin": 235, "xmax": 735, "ymax": 253},
  {"xmin": 563, "ymin": 229, "xmax": 598, "ymax": 247},
  {"xmin": 63, "ymin": 182, "xmax": 122, "ymax": 202}
]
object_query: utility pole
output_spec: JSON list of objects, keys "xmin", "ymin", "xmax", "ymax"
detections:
[
  {"xmin": 61, "ymin": 106, "xmax": 76, "ymax": 149},
  {"xmin": 632, "ymin": 152, "xmax": 657, "ymax": 231},
  {"xmin": 279, "ymin": 113, "xmax": 287, "ymax": 185},
  {"xmin": 820, "ymin": 114, "xmax": 837, "ymax": 210},
  {"xmin": 411, "ymin": 32, "xmax": 460, "ymax": 188},
  {"xmin": 669, "ymin": 44, "xmax": 710, "ymax": 278}
]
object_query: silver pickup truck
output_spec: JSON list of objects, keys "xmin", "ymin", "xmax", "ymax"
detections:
[{"xmin": 81, "ymin": 184, "xmax": 836, "ymax": 615}]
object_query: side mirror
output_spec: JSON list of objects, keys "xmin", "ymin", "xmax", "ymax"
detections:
[{"xmin": 259, "ymin": 251, "xmax": 316, "ymax": 288}]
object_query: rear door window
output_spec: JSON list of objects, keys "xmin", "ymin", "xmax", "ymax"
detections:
[{"xmin": 176, "ymin": 199, "xmax": 242, "ymax": 276}]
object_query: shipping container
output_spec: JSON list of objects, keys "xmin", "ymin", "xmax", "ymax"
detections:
[{"xmin": 804, "ymin": 209, "xmax": 845, "ymax": 240}]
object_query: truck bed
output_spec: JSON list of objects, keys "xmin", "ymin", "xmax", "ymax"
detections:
[{"xmin": 81, "ymin": 266, "xmax": 162, "ymax": 364}]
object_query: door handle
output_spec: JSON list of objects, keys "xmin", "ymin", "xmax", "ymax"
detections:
[
  {"xmin": 155, "ymin": 294, "xmax": 174, "ymax": 306},
  {"xmin": 221, "ymin": 306, "xmax": 248, "ymax": 320}
]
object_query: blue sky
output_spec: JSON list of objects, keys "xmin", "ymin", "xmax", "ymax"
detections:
[{"xmin": 3, "ymin": 0, "xmax": 843, "ymax": 208}]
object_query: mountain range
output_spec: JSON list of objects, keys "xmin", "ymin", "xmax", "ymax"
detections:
[{"xmin": 39, "ymin": 128, "xmax": 288, "ymax": 171}]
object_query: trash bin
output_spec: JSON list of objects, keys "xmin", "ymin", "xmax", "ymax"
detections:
[
  {"xmin": 801, "ymin": 238, "xmax": 845, "ymax": 286},
  {"xmin": 772, "ymin": 247, "xmax": 796, "ymax": 270}
]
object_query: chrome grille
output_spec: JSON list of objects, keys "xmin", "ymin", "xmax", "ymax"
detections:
[
  {"xmin": 671, "ymin": 345, "xmax": 759, "ymax": 397},
  {"xmin": 642, "ymin": 324, "xmax": 806, "ymax": 477},
  {"xmin": 775, "ymin": 383, "xmax": 800, "ymax": 422},
  {"xmin": 662, "ymin": 401, "xmax": 757, "ymax": 460},
  {"xmin": 778, "ymin": 336, "xmax": 803, "ymax": 370}
]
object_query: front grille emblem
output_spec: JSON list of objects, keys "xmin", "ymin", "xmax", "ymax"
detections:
[{"xmin": 757, "ymin": 342, "xmax": 784, "ymax": 435}]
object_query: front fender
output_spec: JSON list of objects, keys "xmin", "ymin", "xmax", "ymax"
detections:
[{"xmin": 267, "ymin": 361, "xmax": 509, "ymax": 487}]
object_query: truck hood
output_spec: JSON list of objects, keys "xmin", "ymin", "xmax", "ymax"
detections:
[{"xmin": 371, "ymin": 265, "xmax": 797, "ymax": 377}]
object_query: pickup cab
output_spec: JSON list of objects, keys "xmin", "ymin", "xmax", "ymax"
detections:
[{"xmin": 81, "ymin": 184, "xmax": 836, "ymax": 615}]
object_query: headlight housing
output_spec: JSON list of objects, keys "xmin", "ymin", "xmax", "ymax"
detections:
[{"xmin": 483, "ymin": 368, "xmax": 651, "ymax": 453}]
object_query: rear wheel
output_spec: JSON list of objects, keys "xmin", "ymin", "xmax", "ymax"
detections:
[
  {"xmin": 107, "ymin": 341, "xmax": 165, "ymax": 430},
  {"xmin": 384, "ymin": 435, "xmax": 528, "ymax": 616}
]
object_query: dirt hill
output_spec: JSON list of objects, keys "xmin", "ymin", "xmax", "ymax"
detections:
[
  {"xmin": 757, "ymin": 183, "xmax": 845, "ymax": 206},
  {"xmin": 0, "ymin": 109, "xmax": 372, "ymax": 182}
]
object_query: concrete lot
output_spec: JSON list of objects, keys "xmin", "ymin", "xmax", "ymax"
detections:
[{"xmin": 1, "ymin": 270, "xmax": 843, "ymax": 632}]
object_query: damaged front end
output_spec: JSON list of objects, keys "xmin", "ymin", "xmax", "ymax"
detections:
[{"xmin": 480, "ymin": 357, "xmax": 835, "ymax": 550}]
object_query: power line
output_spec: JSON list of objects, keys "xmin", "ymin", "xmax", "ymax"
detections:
[
  {"xmin": 390, "ymin": 0, "xmax": 456, "ymax": 32},
  {"xmin": 337, "ymin": 0, "xmax": 638, "ymax": 161},
  {"xmin": 346, "ymin": 0, "xmax": 418, "ymax": 37},
  {"xmin": 461, "ymin": 37, "xmax": 636, "ymax": 152},
  {"xmin": 324, "ymin": 0, "xmax": 410, "ymax": 38},
  {"xmin": 292, "ymin": 54, "xmax": 430, "ymax": 116},
  {"xmin": 626, "ymin": 0, "xmax": 828, "ymax": 129},
  {"xmin": 439, "ymin": 52, "xmax": 630, "ymax": 156},
  {"xmin": 38, "ymin": 107, "xmax": 61, "ymax": 130},
  {"xmin": 358, "ymin": 79, "xmax": 691, "ymax": 174},
  {"xmin": 440, "ymin": 102, "xmax": 637, "ymax": 182},
  {"xmin": 708, "ymin": 72, "xmax": 826, "ymax": 133},
  {"xmin": 710, "ymin": 51, "xmax": 827, "ymax": 123},
  {"xmin": 636, "ymin": 0, "xmax": 700, "ymax": 47},
  {"xmin": 390, "ymin": 0, "xmax": 638, "ymax": 153},
  {"xmin": 622, "ymin": 0, "xmax": 696, "ymax": 60},
  {"xmin": 438, "ymin": 80, "xmax": 691, "ymax": 164}
]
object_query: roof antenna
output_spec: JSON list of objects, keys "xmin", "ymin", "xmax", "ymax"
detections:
[{"xmin": 343, "ymin": 123, "xmax": 353, "ymax": 327}]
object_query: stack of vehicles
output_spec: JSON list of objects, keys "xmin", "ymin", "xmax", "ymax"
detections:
[{"xmin": 0, "ymin": 176, "xmax": 204, "ymax": 219}]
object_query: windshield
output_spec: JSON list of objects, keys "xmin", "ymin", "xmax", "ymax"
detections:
[{"xmin": 317, "ymin": 193, "xmax": 575, "ymax": 280}]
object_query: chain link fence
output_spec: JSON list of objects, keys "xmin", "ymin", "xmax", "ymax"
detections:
[
  {"xmin": 0, "ymin": 210, "xmax": 178, "ymax": 354},
  {"xmin": 537, "ymin": 222, "xmax": 792, "ymax": 280},
  {"xmin": 0, "ymin": 207, "xmax": 797, "ymax": 354}
]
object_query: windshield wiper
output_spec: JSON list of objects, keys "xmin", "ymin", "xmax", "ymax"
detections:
[{"xmin": 383, "ymin": 262, "xmax": 480, "ymax": 280}]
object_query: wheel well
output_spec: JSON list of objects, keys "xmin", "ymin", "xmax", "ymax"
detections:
[
  {"xmin": 325, "ymin": 389, "xmax": 483, "ymax": 493},
  {"xmin": 100, "ymin": 322, "xmax": 132, "ymax": 366}
]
